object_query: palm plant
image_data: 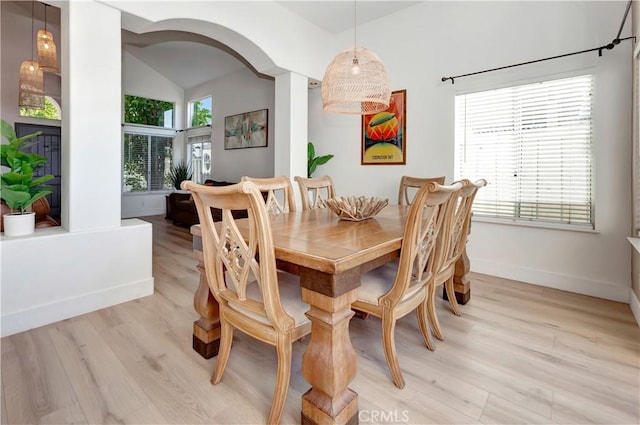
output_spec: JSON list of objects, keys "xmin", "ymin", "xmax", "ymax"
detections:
[{"xmin": 167, "ymin": 161, "xmax": 192, "ymax": 190}]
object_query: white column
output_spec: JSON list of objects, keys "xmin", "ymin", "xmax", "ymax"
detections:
[
  {"xmin": 61, "ymin": 1, "xmax": 121, "ymax": 231},
  {"xmin": 274, "ymin": 72, "xmax": 308, "ymax": 180}
]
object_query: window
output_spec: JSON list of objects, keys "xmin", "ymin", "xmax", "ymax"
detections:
[
  {"xmin": 455, "ymin": 74, "xmax": 594, "ymax": 228},
  {"xmin": 123, "ymin": 131, "xmax": 174, "ymax": 193},
  {"xmin": 20, "ymin": 96, "xmax": 61, "ymax": 120},
  {"xmin": 187, "ymin": 129, "xmax": 212, "ymax": 184},
  {"xmin": 124, "ymin": 95, "xmax": 174, "ymax": 128},
  {"xmin": 188, "ymin": 96, "xmax": 212, "ymax": 128}
]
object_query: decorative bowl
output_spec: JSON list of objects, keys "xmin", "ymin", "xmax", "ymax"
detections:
[{"xmin": 325, "ymin": 196, "xmax": 389, "ymax": 222}]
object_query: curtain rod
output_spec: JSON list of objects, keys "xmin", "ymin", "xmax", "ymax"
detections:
[{"xmin": 441, "ymin": 0, "xmax": 635, "ymax": 85}]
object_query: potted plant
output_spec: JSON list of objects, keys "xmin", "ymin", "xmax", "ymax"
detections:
[
  {"xmin": 307, "ymin": 141, "xmax": 334, "ymax": 178},
  {"xmin": 167, "ymin": 161, "xmax": 192, "ymax": 190},
  {"xmin": 1, "ymin": 119, "xmax": 54, "ymax": 236}
]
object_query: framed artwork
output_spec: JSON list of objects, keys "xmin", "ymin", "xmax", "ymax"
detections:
[
  {"xmin": 361, "ymin": 89, "xmax": 406, "ymax": 165},
  {"xmin": 224, "ymin": 109, "xmax": 268, "ymax": 149}
]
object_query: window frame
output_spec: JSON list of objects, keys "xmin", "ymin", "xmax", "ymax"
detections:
[
  {"xmin": 122, "ymin": 124, "xmax": 176, "ymax": 195},
  {"xmin": 454, "ymin": 72, "xmax": 595, "ymax": 231},
  {"xmin": 187, "ymin": 95, "xmax": 213, "ymax": 129},
  {"xmin": 123, "ymin": 94, "xmax": 175, "ymax": 129},
  {"xmin": 186, "ymin": 126, "xmax": 213, "ymax": 184}
]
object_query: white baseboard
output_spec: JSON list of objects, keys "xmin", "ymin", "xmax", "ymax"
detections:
[
  {"xmin": 121, "ymin": 207, "xmax": 166, "ymax": 219},
  {"xmin": 472, "ymin": 259, "xmax": 630, "ymax": 303},
  {"xmin": 1, "ymin": 278, "xmax": 154, "ymax": 337},
  {"xmin": 631, "ymin": 289, "xmax": 640, "ymax": 328}
]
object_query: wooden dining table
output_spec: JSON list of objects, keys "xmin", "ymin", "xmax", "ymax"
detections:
[{"xmin": 189, "ymin": 205, "xmax": 473, "ymax": 425}]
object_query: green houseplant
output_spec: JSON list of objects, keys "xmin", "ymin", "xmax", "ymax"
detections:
[
  {"xmin": 1, "ymin": 119, "xmax": 54, "ymax": 236},
  {"xmin": 307, "ymin": 142, "xmax": 334, "ymax": 178},
  {"xmin": 167, "ymin": 161, "xmax": 192, "ymax": 190}
]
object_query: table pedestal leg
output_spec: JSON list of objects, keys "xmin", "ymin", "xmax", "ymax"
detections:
[
  {"xmin": 301, "ymin": 287, "xmax": 359, "ymax": 425},
  {"xmin": 443, "ymin": 248, "xmax": 471, "ymax": 305},
  {"xmin": 192, "ymin": 259, "xmax": 221, "ymax": 358}
]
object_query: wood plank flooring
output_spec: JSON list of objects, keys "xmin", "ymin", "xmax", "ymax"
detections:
[{"xmin": 2, "ymin": 214, "xmax": 638, "ymax": 424}]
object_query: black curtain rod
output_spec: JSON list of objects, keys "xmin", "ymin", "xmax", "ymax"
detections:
[{"xmin": 441, "ymin": 0, "xmax": 635, "ymax": 85}]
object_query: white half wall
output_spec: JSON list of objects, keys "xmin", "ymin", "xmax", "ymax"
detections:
[
  {"xmin": 309, "ymin": 1, "xmax": 633, "ymax": 302},
  {"xmin": 0, "ymin": 219, "xmax": 154, "ymax": 337}
]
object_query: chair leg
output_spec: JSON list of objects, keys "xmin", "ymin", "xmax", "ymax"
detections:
[
  {"xmin": 427, "ymin": 283, "xmax": 445, "ymax": 341},
  {"xmin": 445, "ymin": 275, "xmax": 461, "ymax": 316},
  {"xmin": 417, "ymin": 300, "xmax": 435, "ymax": 351},
  {"xmin": 381, "ymin": 315, "xmax": 405, "ymax": 389},
  {"xmin": 211, "ymin": 320, "xmax": 233, "ymax": 385},
  {"xmin": 268, "ymin": 335, "xmax": 292, "ymax": 425}
]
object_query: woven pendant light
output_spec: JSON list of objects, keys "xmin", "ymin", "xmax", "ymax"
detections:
[
  {"xmin": 321, "ymin": 47, "xmax": 391, "ymax": 114},
  {"xmin": 18, "ymin": 2, "xmax": 44, "ymax": 109},
  {"xmin": 19, "ymin": 60, "xmax": 44, "ymax": 109},
  {"xmin": 321, "ymin": 1, "xmax": 391, "ymax": 115},
  {"xmin": 37, "ymin": 4, "xmax": 58, "ymax": 73}
]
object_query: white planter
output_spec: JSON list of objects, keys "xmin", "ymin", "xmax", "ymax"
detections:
[{"xmin": 3, "ymin": 212, "xmax": 36, "ymax": 237}]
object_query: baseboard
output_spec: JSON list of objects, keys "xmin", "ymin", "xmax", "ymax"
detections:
[
  {"xmin": 472, "ymin": 259, "xmax": 630, "ymax": 303},
  {"xmin": 121, "ymin": 207, "xmax": 166, "ymax": 219},
  {"xmin": 1, "ymin": 278, "xmax": 154, "ymax": 337},
  {"xmin": 631, "ymin": 289, "xmax": 640, "ymax": 328}
]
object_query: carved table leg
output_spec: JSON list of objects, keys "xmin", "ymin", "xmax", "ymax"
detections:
[
  {"xmin": 301, "ymin": 287, "xmax": 359, "ymax": 425},
  {"xmin": 443, "ymin": 247, "xmax": 471, "ymax": 305},
  {"xmin": 192, "ymin": 252, "xmax": 221, "ymax": 359}
]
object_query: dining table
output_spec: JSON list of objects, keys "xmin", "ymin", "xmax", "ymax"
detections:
[{"xmin": 189, "ymin": 205, "xmax": 473, "ymax": 425}]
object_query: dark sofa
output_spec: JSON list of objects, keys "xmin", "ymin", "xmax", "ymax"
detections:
[{"xmin": 166, "ymin": 180, "xmax": 243, "ymax": 227}]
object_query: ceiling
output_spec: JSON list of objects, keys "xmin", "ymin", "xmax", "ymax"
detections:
[
  {"xmin": 16, "ymin": 1, "xmax": 421, "ymax": 89},
  {"xmin": 276, "ymin": 1, "xmax": 421, "ymax": 34}
]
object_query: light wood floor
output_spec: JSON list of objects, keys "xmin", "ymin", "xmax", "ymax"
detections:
[{"xmin": 2, "ymin": 215, "xmax": 639, "ymax": 424}]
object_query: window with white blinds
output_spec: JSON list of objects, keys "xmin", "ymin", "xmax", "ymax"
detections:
[
  {"xmin": 187, "ymin": 130, "xmax": 212, "ymax": 184},
  {"xmin": 123, "ymin": 132, "xmax": 174, "ymax": 193},
  {"xmin": 454, "ymin": 74, "xmax": 594, "ymax": 228}
]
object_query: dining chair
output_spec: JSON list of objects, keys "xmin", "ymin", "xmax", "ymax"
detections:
[
  {"xmin": 352, "ymin": 181, "xmax": 462, "ymax": 389},
  {"xmin": 241, "ymin": 176, "xmax": 296, "ymax": 214},
  {"xmin": 182, "ymin": 181, "xmax": 311, "ymax": 425},
  {"xmin": 293, "ymin": 175, "xmax": 336, "ymax": 210},
  {"xmin": 397, "ymin": 175, "xmax": 446, "ymax": 206},
  {"xmin": 427, "ymin": 178, "xmax": 487, "ymax": 339}
]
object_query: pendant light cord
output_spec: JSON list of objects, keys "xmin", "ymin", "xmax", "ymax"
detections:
[
  {"xmin": 30, "ymin": 1, "xmax": 35, "ymax": 61},
  {"xmin": 354, "ymin": 0, "xmax": 357, "ymax": 48},
  {"xmin": 44, "ymin": 4, "xmax": 48, "ymax": 32}
]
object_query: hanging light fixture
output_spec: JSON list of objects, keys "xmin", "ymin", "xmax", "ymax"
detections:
[
  {"xmin": 321, "ymin": 1, "xmax": 391, "ymax": 115},
  {"xmin": 19, "ymin": 1, "xmax": 44, "ymax": 109},
  {"xmin": 37, "ymin": 3, "xmax": 59, "ymax": 73}
]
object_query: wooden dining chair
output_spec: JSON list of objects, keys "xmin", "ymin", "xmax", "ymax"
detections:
[
  {"xmin": 293, "ymin": 175, "xmax": 336, "ymax": 210},
  {"xmin": 182, "ymin": 181, "xmax": 311, "ymax": 425},
  {"xmin": 427, "ymin": 179, "xmax": 487, "ymax": 339},
  {"xmin": 352, "ymin": 181, "xmax": 462, "ymax": 389},
  {"xmin": 241, "ymin": 176, "xmax": 296, "ymax": 214},
  {"xmin": 397, "ymin": 175, "xmax": 446, "ymax": 205}
]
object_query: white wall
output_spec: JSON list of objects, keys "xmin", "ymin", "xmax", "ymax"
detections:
[
  {"xmin": 121, "ymin": 49, "xmax": 185, "ymax": 218},
  {"xmin": 310, "ymin": 1, "xmax": 633, "ymax": 302},
  {"xmin": 1, "ymin": 1, "xmax": 154, "ymax": 337},
  {"xmin": 1, "ymin": 221, "xmax": 153, "ymax": 336},
  {"xmin": 185, "ymin": 68, "xmax": 275, "ymax": 182}
]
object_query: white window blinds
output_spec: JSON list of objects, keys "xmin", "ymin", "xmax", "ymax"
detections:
[
  {"xmin": 123, "ymin": 133, "xmax": 173, "ymax": 192},
  {"xmin": 187, "ymin": 129, "xmax": 212, "ymax": 184},
  {"xmin": 455, "ymin": 74, "xmax": 594, "ymax": 228}
]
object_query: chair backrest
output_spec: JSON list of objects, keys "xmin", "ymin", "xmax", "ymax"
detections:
[
  {"xmin": 382, "ymin": 181, "xmax": 462, "ymax": 307},
  {"xmin": 240, "ymin": 176, "xmax": 296, "ymax": 214},
  {"xmin": 294, "ymin": 175, "xmax": 336, "ymax": 210},
  {"xmin": 183, "ymin": 181, "xmax": 295, "ymax": 333},
  {"xmin": 441, "ymin": 179, "xmax": 488, "ymax": 269},
  {"xmin": 398, "ymin": 175, "xmax": 446, "ymax": 205}
]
